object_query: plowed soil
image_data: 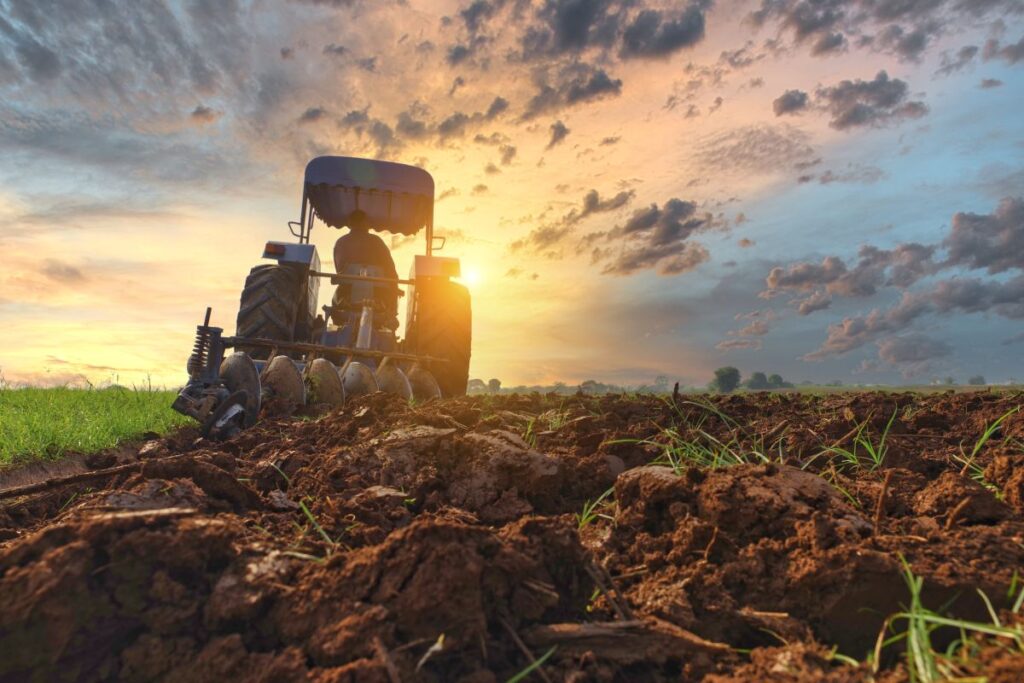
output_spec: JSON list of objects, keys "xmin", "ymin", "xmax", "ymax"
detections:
[{"xmin": 2, "ymin": 390, "xmax": 1023, "ymax": 682}]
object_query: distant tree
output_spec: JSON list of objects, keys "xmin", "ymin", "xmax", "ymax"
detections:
[
  {"xmin": 746, "ymin": 372, "xmax": 770, "ymax": 390},
  {"xmin": 710, "ymin": 366, "xmax": 741, "ymax": 393},
  {"xmin": 968, "ymin": 375, "xmax": 986, "ymax": 386},
  {"xmin": 487, "ymin": 378, "xmax": 502, "ymax": 394},
  {"xmin": 944, "ymin": 376, "xmax": 957, "ymax": 386},
  {"xmin": 467, "ymin": 379, "xmax": 487, "ymax": 394},
  {"xmin": 768, "ymin": 374, "xmax": 784, "ymax": 388}
]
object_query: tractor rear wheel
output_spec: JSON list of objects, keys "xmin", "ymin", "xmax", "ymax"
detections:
[
  {"xmin": 408, "ymin": 279, "xmax": 471, "ymax": 397},
  {"xmin": 235, "ymin": 264, "xmax": 309, "ymax": 359}
]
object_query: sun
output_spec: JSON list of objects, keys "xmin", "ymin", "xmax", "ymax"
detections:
[{"xmin": 460, "ymin": 266, "xmax": 483, "ymax": 288}]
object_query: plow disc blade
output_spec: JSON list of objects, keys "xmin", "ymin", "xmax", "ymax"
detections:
[
  {"xmin": 220, "ymin": 352, "xmax": 261, "ymax": 426},
  {"xmin": 341, "ymin": 361, "xmax": 378, "ymax": 399},
  {"xmin": 306, "ymin": 358, "xmax": 345, "ymax": 406},
  {"xmin": 375, "ymin": 362, "xmax": 413, "ymax": 400},
  {"xmin": 263, "ymin": 355, "xmax": 306, "ymax": 408},
  {"xmin": 407, "ymin": 365, "xmax": 442, "ymax": 401}
]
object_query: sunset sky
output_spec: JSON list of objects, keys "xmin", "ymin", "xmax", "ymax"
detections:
[{"xmin": 1, "ymin": 0, "xmax": 1022, "ymax": 388}]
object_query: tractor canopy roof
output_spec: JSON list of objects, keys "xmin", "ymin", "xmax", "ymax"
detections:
[{"xmin": 304, "ymin": 156, "xmax": 434, "ymax": 236}]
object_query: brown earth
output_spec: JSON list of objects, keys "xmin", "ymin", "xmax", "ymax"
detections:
[{"xmin": 1, "ymin": 390, "xmax": 1023, "ymax": 682}]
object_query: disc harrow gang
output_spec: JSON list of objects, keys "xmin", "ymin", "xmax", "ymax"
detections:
[{"xmin": 172, "ymin": 312, "xmax": 447, "ymax": 439}]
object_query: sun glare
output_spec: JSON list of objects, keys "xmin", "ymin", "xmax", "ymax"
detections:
[{"xmin": 460, "ymin": 266, "xmax": 482, "ymax": 288}]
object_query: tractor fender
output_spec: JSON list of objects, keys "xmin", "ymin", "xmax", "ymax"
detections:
[{"xmin": 263, "ymin": 242, "xmax": 320, "ymax": 326}]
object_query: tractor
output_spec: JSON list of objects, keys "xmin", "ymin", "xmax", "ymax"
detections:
[{"xmin": 172, "ymin": 156, "xmax": 471, "ymax": 438}]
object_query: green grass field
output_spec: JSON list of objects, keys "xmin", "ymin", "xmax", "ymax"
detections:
[{"xmin": 0, "ymin": 387, "xmax": 191, "ymax": 467}]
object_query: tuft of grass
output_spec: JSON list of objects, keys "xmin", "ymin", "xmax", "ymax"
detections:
[
  {"xmin": 505, "ymin": 646, "xmax": 557, "ymax": 683},
  {"xmin": 825, "ymin": 409, "xmax": 897, "ymax": 473},
  {"xmin": 576, "ymin": 487, "xmax": 615, "ymax": 529},
  {"xmin": 872, "ymin": 556, "xmax": 1024, "ymax": 682},
  {"xmin": 0, "ymin": 385, "xmax": 191, "ymax": 466},
  {"xmin": 952, "ymin": 406, "xmax": 1020, "ymax": 494}
]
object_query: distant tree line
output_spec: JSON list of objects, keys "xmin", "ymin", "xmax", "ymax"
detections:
[{"xmin": 709, "ymin": 367, "xmax": 793, "ymax": 393}]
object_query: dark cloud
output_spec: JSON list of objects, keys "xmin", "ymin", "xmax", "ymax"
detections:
[
  {"xmin": 511, "ymin": 187, "xmax": 635, "ymax": 254},
  {"xmin": 876, "ymin": 334, "xmax": 951, "ymax": 375},
  {"xmin": 516, "ymin": 0, "xmax": 710, "ymax": 62},
  {"xmin": 298, "ymin": 106, "xmax": 328, "ymax": 124},
  {"xmin": 796, "ymin": 290, "xmax": 833, "ymax": 315},
  {"xmin": 485, "ymin": 96, "xmax": 509, "ymax": 119},
  {"xmin": 40, "ymin": 258, "xmax": 86, "ymax": 283},
  {"xmin": 460, "ymin": 0, "xmax": 499, "ymax": 34},
  {"xmin": 984, "ymin": 34, "xmax": 1024, "ymax": 63},
  {"xmin": 815, "ymin": 71, "xmax": 928, "ymax": 130},
  {"xmin": 356, "ymin": 56, "xmax": 377, "ymax": 72},
  {"xmin": 523, "ymin": 63, "xmax": 623, "ymax": 119},
  {"xmin": 943, "ymin": 197, "xmax": 1024, "ymax": 274},
  {"xmin": 438, "ymin": 111, "xmax": 471, "ymax": 139},
  {"xmin": 599, "ymin": 136, "xmax": 620, "ymax": 145},
  {"xmin": 484, "ymin": 162, "xmax": 501, "ymax": 174},
  {"xmin": 803, "ymin": 293, "xmax": 931, "ymax": 359},
  {"xmin": 447, "ymin": 44, "xmax": 472, "ymax": 65},
  {"xmin": 765, "ymin": 243, "xmax": 938, "ymax": 302},
  {"xmin": 11, "ymin": 34, "xmax": 61, "ymax": 81},
  {"xmin": 472, "ymin": 183, "xmax": 488, "ymax": 195},
  {"xmin": 395, "ymin": 110, "xmax": 430, "ymax": 140},
  {"xmin": 499, "ymin": 143, "xmax": 517, "ymax": 165},
  {"xmin": 280, "ymin": 47, "xmax": 294, "ymax": 60},
  {"xmin": 547, "ymin": 120, "xmax": 570, "ymax": 149},
  {"xmin": 780, "ymin": 196, "xmax": 1024, "ymax": 360},
  {"xmin": 875, "ymin": 24, "xmax": 931, "ymax": 61},
  {"xmin": 773, "ymin": 89, "xmax": 809, "ymax": 116},
  {"xmin": 190, "ymin": 105, "xmax": 220, "ymax": 125},
  {"xmin": 448, "ymin": 76, "xmax": 465, "ymax": 96},
  {"xmin": 592, "ymin": 198, "xmax": 715, "ymax": 276},
  {"xmin": 979, "ymin": 78, "xmax": 1003, "ymax": 88},
  {"xmin": 620, "ymin": 6, "xmax": 707, "ymax": 59},
  {"xmin": 323, "ymin": 43, "xmax": 348, "ymax": 56},
  {"xmin": 935, "ymin": 45, "xmax": 978, "ymax": 76},
  {"xmin": 338, "ymin": 109, "xmax": 399, "ymax": 153},
  {"xmin": 811, "ymin": 31, "xmax": 846, "ymax": 55}
]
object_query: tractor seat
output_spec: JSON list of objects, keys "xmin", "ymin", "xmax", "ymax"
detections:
[{"xmin": 330, "ymin": 263, "xmax": 400, "ymax": 329}]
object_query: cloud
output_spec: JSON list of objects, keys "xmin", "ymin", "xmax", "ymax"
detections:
[
  {"xmin": 522, "ymin": 63, "xmax": 623, "ymax": 120},
  {"xmin": 716, "ymin": 338, "xmax": 762, "ymax": 351},
  {"xmin": 936, "ymin": 45, "xmax": 979, "ymax": 76},
  {"xmin": 803, "ymin": 292, "xmax": 931, "ymax": 360},
  {"xmin": 696, "ymin": 124, "xmax": 817, "ymax": 176},
  {"xmin": 943, "ymin": 196, "xmax": 1024, "ymax": 274},
  {"xmin": 591, "ymin": 198, "xmax": 714, "ymax": 276},
  {"xmin": 499, "ymin": 144, "xmax": 516, "ymax": 165},
  {"xmin": 983, "ymin": 34, "xmax": 1024, "ymax": 64},
  {"xmin": 40, "ymin": 259, "xmax": 86, "ymax": 283},
  {"xmin": 876, "ymin": 333, "xmax": 952, "ymax": 376},
  {"xmin": 764, "ymin": 243, "xmax": 938, "ymax": 303},
  {"xmin": 763, "ymin": 196, "xmax": 1024, "ymax": 362},
  {"xmin": 815, "ymin": 71, "xmax": 928, "ymax": 130},
  {"xmin": 749, "ymin": 0, "xmax": 1015, "ymax": 63},
  {"xmin": 619, "ymin": 6, "xmax": 707, "ymax": 59},
  {"xmin": 298, "ymin": 106, "xmax": 328, "ymax": 124},
  {"xmin": 190, "ymin": 105, "xmax": 220, "ymax": 125},
  {"xmin": 773, "ymin": 89, "xmax": 809, "ymax": 116},
  {"xmin": 980, "ymin": 78, "xmax": 1003, "ymax": 88},
  {"xmin": 511, "ymin": 187, "xmax": 635, "ymax": 254},
  {"xmin": 877, "ymin": 334, "xmax": 952, "ymax": 364},
  {"xmin": 547, "ymin": 120, "xmax": 570, "ymax": 148}
]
